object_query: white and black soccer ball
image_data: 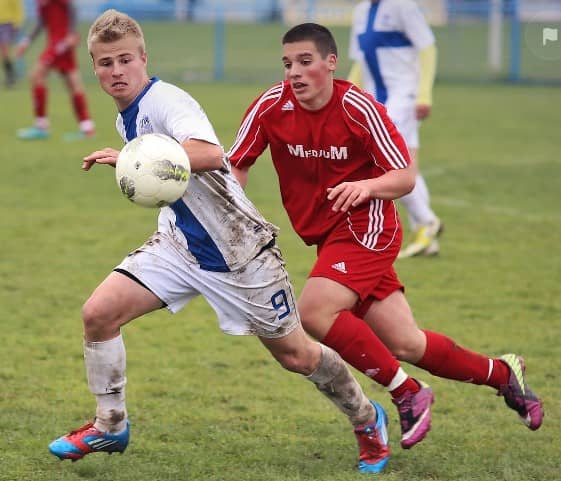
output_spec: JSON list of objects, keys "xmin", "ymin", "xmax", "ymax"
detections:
[{"xmin": 115, "ymin": 133, "xmax": 191, "ymax": 208}]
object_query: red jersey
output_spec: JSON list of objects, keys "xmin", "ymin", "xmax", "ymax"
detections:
[
  {"xmin": 38, "ymin": 0, "xmax": 73, "ymax": 43},
  {"xmin": 228, "ymin": 79, "xmax": 411, "ymax": 249}
]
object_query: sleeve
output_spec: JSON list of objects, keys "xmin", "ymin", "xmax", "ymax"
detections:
[
  {"xmin": 164, "ymin": 89, "xmax": 220, "ymax": 146},
  {"xmin": 400, "ymin": 0, "xmax": 435, "ymax": 51},
  {"xmin": 417, "ymin": 44, "xmax": 437, "ymax": 105},
  {"xmin": 347, "ymin": 61, "xmax": 363, "ymax": 89},
  {"xmin": 367, "ymin": 105, "xmax": 411, "ymax": 171},
  {"xmin": 346, "ymin": 88, "xmax": 411, "ymax": 171},
  {"xmin": 227, "ymin": 96, "xmax": 270, "ymax": 169}
]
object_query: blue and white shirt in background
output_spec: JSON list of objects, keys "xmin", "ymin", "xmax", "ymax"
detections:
[{"xmin": 349, "ymin": 0, "xmax": 434, "ymax": 105}]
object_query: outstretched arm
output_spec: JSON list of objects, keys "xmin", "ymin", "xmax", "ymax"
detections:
[
  {"xmin": 82, "ymin": 148, "xmax": 120, "ymax": 170},
  {"xmin": 82, "ymin": 138, "xmax": 223, "ymax": 173},
  {"xmin": 15, "ymin": 20, "xmax": 43, "ymax": 57}
]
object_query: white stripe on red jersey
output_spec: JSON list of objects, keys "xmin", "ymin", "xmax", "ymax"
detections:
[{"xmin": 344, "ymin": 89, "xmax": 408, "ymax": 170}]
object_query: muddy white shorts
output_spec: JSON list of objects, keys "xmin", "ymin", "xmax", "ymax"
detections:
[{"xmin": 115, "ymin": 231, "xmax": 300, "ymax": 339}]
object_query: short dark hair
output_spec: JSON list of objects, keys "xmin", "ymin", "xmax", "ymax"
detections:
[{"xmin": 282, "ymin": 23, "xmax": 338, "ymax": 58}]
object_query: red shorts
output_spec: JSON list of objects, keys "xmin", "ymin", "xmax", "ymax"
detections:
[
  {"xmin": 309, "ymin": 223, "xmax": 404, "ymax": 317},
  {"xmin": 40, "ymin": 46, "xmax": 77, "ymax": 72}
]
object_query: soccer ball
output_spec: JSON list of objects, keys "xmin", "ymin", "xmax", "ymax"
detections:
[{"xmin": 115, "ymin": 133, "xmax": 191, "ymax": 208}]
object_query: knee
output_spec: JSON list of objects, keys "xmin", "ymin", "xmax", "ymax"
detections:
[
  {"xmin": 296, "ymin": 302, "xmax": 333, "ymax": 341},
  {"xmin": 297, "ymin": 298, "xmax": 316, "ymax": 323},
  {"xmin": 388, "ymin": 335, "xmax": 426, "ymax": 363},
  {"xmin": 275, "ymin": 350, "xmax": 316, "ymax": 376},
  {"xmin": 81, "ymin": 297, "xmax": 118, "ymax": 340},
  {"xmin": 30, "ymin": 67, "xmax": 44, "ymax": 85}
]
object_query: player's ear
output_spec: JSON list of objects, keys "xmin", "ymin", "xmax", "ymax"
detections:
[{"xmin": 327, "ymin": 53, "xmax": 337, "ymax": 72}]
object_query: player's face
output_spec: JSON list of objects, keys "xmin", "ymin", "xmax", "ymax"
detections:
[
  {"xmin": 90, "ymin": 36, "xmax": 149, "ymax": 110},
  {"xmin": 282, "ymin": 40, "xmax": 336, "ymax": 111}
]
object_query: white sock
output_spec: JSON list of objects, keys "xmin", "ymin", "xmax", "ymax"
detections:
[
  {"xmin": 84, "ymin": 334, "xmax": 128, "ymax": 433},
  {"xmin": 35, "ymin": 117, "xmax": 49, "ymax": 130},
  {"xmin": 307, "ymin": 344, "xmax": 375, "ymax": 427},
  {"xmin": 79, "ymin": 119, "xmax": 95, "ymax": 133},
  {"xmin": 386, "ymin": 367, "xmax": 408, "ymax": 392}
]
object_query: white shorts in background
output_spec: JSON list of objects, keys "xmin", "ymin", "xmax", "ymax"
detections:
[
  {"xmin": 386, "ymin": 98, "xmax": 419, "ymax": 150},
  {"xmin": 115, "ymin": 232, "xmax": 300, "ymax": 339}
]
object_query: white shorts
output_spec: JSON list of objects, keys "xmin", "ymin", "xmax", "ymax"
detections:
[
  {"xmin": 386, "ymin": 98, "xmax": 419, "ymax": 149},
  {"xmin": 115, "ymin": 231, "xmax": 300, "ymax": 339}
]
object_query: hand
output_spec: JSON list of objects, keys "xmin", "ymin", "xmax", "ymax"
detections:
[
  {"xmin": 82, "ymin": 148, "xmax": 120, "ymax": 171},
  {"xmin": 416, "ymin": 104, "xmax": 432, "ymax": 120},
  {"xmin": 15, "ymin": 37, "xmax": 30, "ymax": 57},
  {"xmin": 54, "ymin": 32, "xmax": 80, "ymax": 55},
  {"xmin": 66, "ymin": 32, "xmax": 80, "ymax": 48},
  {"xmin": 326, "ymin": 180, "xmax": 372, "ymax": 212}
]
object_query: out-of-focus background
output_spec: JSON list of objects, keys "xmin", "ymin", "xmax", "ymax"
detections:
[{"xmin": 16, "ymin": 0, "xmax": 561, "ymax": 83}]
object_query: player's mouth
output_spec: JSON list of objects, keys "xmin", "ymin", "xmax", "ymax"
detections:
[
  {"xmin": 112, "ymin": 81, "xmax": 128, "ymax": 88},
  {"xmin": 291, "ymin": 82, "xmax": 307, "ymax": 93}
]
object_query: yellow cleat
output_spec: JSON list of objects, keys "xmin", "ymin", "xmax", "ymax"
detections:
[{"xmin": 398, "ymin": 218, "xmax": 443, "ymax": 259}]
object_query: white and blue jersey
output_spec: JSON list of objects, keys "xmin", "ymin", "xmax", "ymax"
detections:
[
  {"xmin": 349, "ymin": 0, "xmax": 434, "ymax": 105},
  {"xmin": 116, "ymin": 78, "xmax": 279, "ymax": 272}
]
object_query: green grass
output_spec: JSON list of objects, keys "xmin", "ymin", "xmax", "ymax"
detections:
[{"xmin": 1, "ymin": 28, "xmax": 561, "ymax": 481}]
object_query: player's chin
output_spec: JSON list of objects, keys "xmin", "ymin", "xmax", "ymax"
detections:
[{"xmin": 291, "ymin": 88, "xmax": 309, "ymax": 102}]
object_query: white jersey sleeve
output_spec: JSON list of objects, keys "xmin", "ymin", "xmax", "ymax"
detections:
[{"xmin": 400, "ymin": 0, "xmax": 435, "ymax": 51}]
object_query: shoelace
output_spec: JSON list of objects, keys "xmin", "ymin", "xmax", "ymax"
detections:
[
  {"xmin": 67, "ymin": 423, "xmax": 96, "ymax": 439},
  {"xmin": 356, "ymin": 427, "xmax": 383, "ymax": 459},
  {"xmin": 395, "ymin": 395, "xmax": 414, "ymax": 430}
]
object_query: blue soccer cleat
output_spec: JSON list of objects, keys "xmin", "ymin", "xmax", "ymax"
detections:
[
  {"xmin": 16, "ymin": 126, "xmax": 50, "ymax": 140},
  {"xmin": 49, "ymin": 420, "xmax": 130, "ymax": 461},
  {"xmin": 63, "ymin": 129, "xmax": 96, "ymax": 142},
  {"xmin": 354, "ymin": 401, "xmax": 390, "ymax": 474}
]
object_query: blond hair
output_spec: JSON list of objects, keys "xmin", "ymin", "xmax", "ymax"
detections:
[{"xmin": 87, "ymin": 9, "xmax": 145, "ymax": 54}]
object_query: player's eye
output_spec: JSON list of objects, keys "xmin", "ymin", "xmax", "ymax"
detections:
[{"xmin": 283, "ymin": 62, "xmax": 291, "ymax": 69}]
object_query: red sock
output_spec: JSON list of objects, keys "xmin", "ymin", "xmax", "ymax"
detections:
[
  {"xmin": 322, "ymin": 311, "xmax": 418, "ymax": 398},
  {"xmin": 72, "ymin": 92, "xmax": 91, "ymax": 122},
  {"xmin": 32, "ymin": 85, "xmax": 47, "ymax": 118},
  {"xmin": 417, "ymin": 330, "xmax": 509, "ymax": 389},
  {"xmin": 390, "ymin": 378, "xmax": 420, "ymax": 399}
]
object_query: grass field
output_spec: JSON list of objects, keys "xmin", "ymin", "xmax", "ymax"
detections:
[{"xmin": 1, "ymin": 22, "xmax": 561, "ymax": 481}]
